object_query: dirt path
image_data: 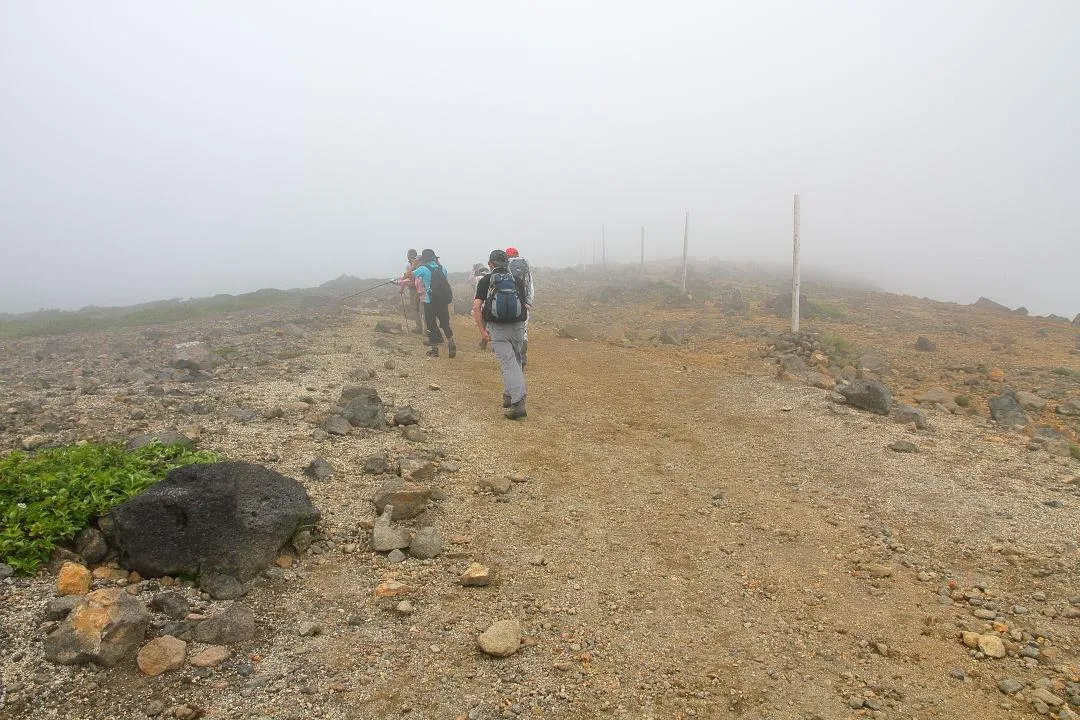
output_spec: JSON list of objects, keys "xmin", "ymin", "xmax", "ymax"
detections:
[{"xmin": 317, "ymin": 321, "xmax": 1074, "ymax": 719}]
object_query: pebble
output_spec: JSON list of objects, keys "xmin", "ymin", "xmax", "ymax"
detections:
[
  {"xmin": 387, "ymin": 549, "xmax": 407, "ymax": 564},
  {"xmin": 189, "ymin": 645, "xmax": 231, "ymax": 668},
  {"xmin": 460, "ymin": 563, "xmax": 493, "ymax": 587},
  {"xmin": 298, "ymin": 621, "xmax": 322, "ymax": 637},
  {"xmin": 478, "ymin": 620, "xmax": 522, "ymax": 657}
]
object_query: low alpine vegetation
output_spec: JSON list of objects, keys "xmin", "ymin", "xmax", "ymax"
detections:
[{"xmin": 0, "ymin": 442, "xmax": 219, "ymax": 574}]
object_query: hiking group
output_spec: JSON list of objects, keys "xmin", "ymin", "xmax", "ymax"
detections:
[{"xmin": 397, "ymin": 247, "xmax": 534, "ymax": 420}]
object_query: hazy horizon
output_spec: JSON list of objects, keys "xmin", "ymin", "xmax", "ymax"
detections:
[{"xmin": 2, "ymin": 2, "xmax": 1078, "ymax": 316}]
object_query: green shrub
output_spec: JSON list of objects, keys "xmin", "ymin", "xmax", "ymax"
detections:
[
  {"xmin": 955, "ymin": 395, "xmax": 972, "ymax": 408},
  {"xmin": 821, "ymin": 335, "xmax": 852, "ymax": 363},
  {"xmin": 0, "ymin": 442, "xmax": 219, "ymax": 574},
  {"xmin": 1071, "ymin": 444, "xmax": 1080, "ymax": 461},
  {"xmin": 1051, "ymin": 366, "xmax": 1080, "ymax": 379}
]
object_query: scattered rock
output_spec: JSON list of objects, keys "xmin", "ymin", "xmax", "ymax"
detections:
[
  {"xmin": 894, "ymin": 405, "xmax": 928, "ymax": 430},
  {"xmin": 74, "ymin": 527, "xmax": 108, "ymax": 563},
  {"xmin": 480, "ymin": 476, "xmax": 513, "ymax": 495},
  {"xmin": 977, "ymin": 634, "xmax": 1007, "ymax": 659},
  {"xmin": 393, "ymin": 406, "xmax": 422, "ymax": 426},
  {"xmin": 997, "ymin": 677, "xmax": 1024, "ymax": 695},
  {"xmin": 402, "ymin": 425, "xmax": 428, "ymax": 443},
  {"xmin": 888, "ymin": 440, "xmax": 919, "ymax": 453},
  {"xmin": 150, "ymin": 592, "xmax": 191, "ymax": 620},
  {"xmin": 1015, "ymin": 391, "xmax": 1048, "ymax": 413},
  {"xmin": 558, "ymin": 325, "xmax": 594, "ymax": 341},
  {"xmin": 374, "ymin": 320, "xmax": 402, "ymax": 334},
  {"xmin": 189, "ymin": 645, "xmax": 230, "ymax": 668},
  {"xmin": 45, "ymin": 594, "xmax": 86, "ymax": 621},
  {"xmin": 56, "ymin": 562, "xmax": 92, "ymax": 597},
  {"xmin": 45, "ymin": 588, "xmax": 151, "ymax": 667},
  {"xmin": 1058, "ymin": 398, "xmax": 1080, "ymax": 417},
  {"xmin": 21, "ymin": 434, "xmax": 48, "ymax": 450},
  {"xmin": 322, "ymin": 415, "xmax": 351, "ymax": 436},
  {"xmin": 363, "ymin": 454, "xmax": 391, "ymax": 475},
  {"xmin": 198, "ymin": 572, "xmax": 246, "ymax": 601},
  {"xmin": 387, "ymin": 549, "xmax": 407, "ymax": 564},
  {"xmin": 173, "ymin": 342, "xmax": 223, "ymax": 372},
  {"xmin": 373, "ymin": 480, "xmax": 432, "ymax": 520},
  {"xmin": 408, "ymin": 527, "xmax": 444, "ymax": 559},
  {"xmin": 989, "ymin": 389, "xmax": 1031, "ymax": 427},
  {"xmin": 837, "ymin": 380, "xmax": 893, "ymax": 415},
  {"xmin": 460, "ymin": 563, "xmax": 492, "ymax": 587},
  {"xmin": 126, "ymin": 430, "xmax": 196, "ymax": 452},
  {"xmin": 0, "ymin": 563, "xmax": 13, "ymax": 579},
  {"xmin": 304, "ymin": 457, "xmax": 335, "ymax": 481},
  {"xmin": 398, "ymin": 458, "xmax": 436, "ymax": 482},
  {"xmin": 341, "ymin": 387, "xmax": 385, "ymax": 429},
  {"xmin": 110, "ymin": 461, "xmax": 319, "ymax": 582},
  {"xmin": 371, "ymin": 505, "xmax": 413, "ymax": 552},
  {"xmin": 297, "ymin": 621, "xmax": 321, "ymax": 637},
  {"xmin": 478, "ymin": 620, "xmax": 522, "ymax": 657},
  {"xmin": 915, "ymin": 336, "xmax": 937, "ymax": 352},
  {"xmin": 137, "ymin": 635, "xmax": 187, "ymax": 677},
  {"xmin": 193, "ymin": 603, "xmax": 256, "ymax": 645}
]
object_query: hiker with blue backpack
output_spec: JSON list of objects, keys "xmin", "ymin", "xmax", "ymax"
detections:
[
  {"xmin": 504, "ymin": 247, "xmax": 534, "ymax": 367},
  {"xmin": 412, "ymin": 248, "xmax": 456, "ymax": 358},
  {"xmin": 473, "ymin": 249, "xmax": 528, "ymax": 419}
]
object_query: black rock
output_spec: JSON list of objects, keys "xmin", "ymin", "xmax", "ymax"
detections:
[
  {"xmin": 74, "ymin": 527, "xmax": 108, "ymax": 564},
  {"xmin": 45, "ymin": 595, "xmax": 86, "ymax": 621},
  {"xmin": 342, "ymin": 388, "xmax": 385, "ymax": 429},
  {"xmin": 193, "ymin": 602, "xmax": 255, "ymax": 645},
  {"xmin": 393, "ymin": 406, "xmax": 422, "ymax": 427},
  {"xmin": 989, "ymin": 389, "xmax": 1030, "ymax": 427},
  {"xmin": 109, "ymin": 461, "xmax": 319, "ymax": 581},
  {"xmin": 150, "ymin": 592, "xmax": 191, "ymax": 620},
  {"xmin": 838, "ymin": 380, "xmax": 893, "ymax": 415},
  {"xmin": 363, "ymin": 454, "xmax": 390, "ymax": 475}
]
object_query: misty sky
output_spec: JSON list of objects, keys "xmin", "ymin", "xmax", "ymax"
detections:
[{"xmin": 1, "ymin": 1, "xmax": 1078, "ymax": 315}]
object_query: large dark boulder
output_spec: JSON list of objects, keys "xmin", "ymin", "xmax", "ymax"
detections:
[
  {"xmin": 110, "ymin": 462, "xmax": 319, "ymax": 582},
  {"xmin": 989, "ymin": 389, "xmax": 1030, "ymax": 427},
  {"xmin": 838, "ymin": 380, "xmax": 893, "ymax": 415}
]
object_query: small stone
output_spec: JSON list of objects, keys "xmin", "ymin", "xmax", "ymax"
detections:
[
  {"xmin": 460, "ymin": 563, "xmax": 492, "ymax": 587},
  {"xmin": 977, "ymin": 634, "xmax": 1007, "ymax": 658},
  {"xmin": 137, "ymin": 636, "xmax": 187, "ymax": 677},
  {"xmin": 888, "ymin": 440, "xmax": 919, "ymax": 453},
  {"xmin": 193, "ymin": 603, "xmax": 255, "ymax": 645},
  {"xmin": 996, "ymin": 677, "xmax": 1024, "ymax": 695},
  {"xmin": 45, "ymin": 595, "xmax": 86, "ymax": 621},
  {"xmin": 298, "ymin": 621, "xmax": 321, "ymax": 637},
  {"xmin": 387, "ymin": 549, "xmax": 407, "ymax": 564},
  {"xmin": 0, "ymin": 563, "xmax": 14, "ymax": 579},
  {"xmin": 408, "ymin": 527, "xmax": 444, "ymax": 560},
  {"xmin": 1029, "ymin": 687, "xmax": 1064, "ymax": 706},
  {"xmin": 304, "ymin": 458, "xmax": 335, "ymax": 481},
  {"xmin": 395, "ymin": 600, "xmax": 415, "ymax": 615},
  {"xmin": 151, "ymin": 592, "xmax": 191, "ymax": 620},
  {"xmin": 961, "ymin": 631, "xmax": 980, "ymax": 649},
  {"xmin": 393, "ymin": 406, "xmax": 422, "ymax": 426},
  {"xmin": 374, "ymin": 579, "xmax": 415, "ymax": 599},
  {"xmin": 529, "ymin": 553, "xmax": 546, "ymax": 566},
  {"xmin": 478, "ymin": 620, "xmax": 522, "ymax": 657},
  {"xmin": 189, "ymin": 645, "xmax": 230, "ymax": 668},
  {"xmin": 56, "ymin": 562, "xmax": 92, "ymax": 597},
  {"xmin": 322, "ymin": 415, "xmax": 351, "ymax": 436},
  {"xmin": 402, "ymin": 425, "xmax": 428, "ymax": 443},
  {"xmin": 480, "ymin": 476, "xmax": 513, "ymax": 495},
  {"xmin": 949, "ymin": 668, "xmax": 965, "ymax": 680},
  {"xmin": 198, "ymin": 572, "xmax": 246, "ymax": 601},
  {"xmin": 973, "ymin": 608, "xmax": 998, "ymax": 620},
  {"xmin": 866, "ymin": 564, "xmax": 893, "ymax": 578},
  {"xmin": 371, "ymin": 505, "xmax": 413, "ymax": 552},
  {"xmin": 74, "ymin": 528, "xmax": 109, "ymax": 563}
]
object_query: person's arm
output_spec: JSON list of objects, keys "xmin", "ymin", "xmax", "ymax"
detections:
[{"xmin": 473, "ymin": 279, "xmax": 490, "ymax": 344}]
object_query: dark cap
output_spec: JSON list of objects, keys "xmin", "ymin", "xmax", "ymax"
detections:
[
  {"xmin": 407, "ymin": 248, "xmax": 418, "ymax": 260},
  {"xmin": 420, "ymin": 248, "xmax": 438, "ymax": 262},
  {"xmin": 488, "ymin": 249, "xmax": 508, "ymax": 265}
]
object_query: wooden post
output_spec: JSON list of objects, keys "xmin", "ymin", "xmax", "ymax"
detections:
[
  {"xmin": 791, "ymin": 194, "xmax": 801, "ymax": 333},
  {"xmin": 681, "ymin": 212, "xmax": 689, "ymax": 293},
  {"xmin": 640, "ymin": 226, "xmax": 645, "ymax": 269}
]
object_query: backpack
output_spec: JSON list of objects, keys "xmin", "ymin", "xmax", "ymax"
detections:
[
  {"xmin": 508, "ymin": 256, "xmax": 530, "ymax": 284},
  {"xmin": 483, "ymin": 268, "xmax": 527, "ymax": 323},
  {"xmin": 427, "ymin": 263, "xmax": 454, "ymax": 305}
]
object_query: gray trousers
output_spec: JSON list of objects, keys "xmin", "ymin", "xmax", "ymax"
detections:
[{"xmin": 487, "ymin": 322, "xmax": 526, "ymax": 403}]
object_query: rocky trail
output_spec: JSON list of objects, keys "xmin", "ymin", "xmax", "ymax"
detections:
[{"xmin": 2, "ymin": 279, "xmax": 1080, "ymax": 720}]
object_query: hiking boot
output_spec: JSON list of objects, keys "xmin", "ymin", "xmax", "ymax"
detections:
[
  {"xmin": 502, "ymin": 393, "xmax": 511, "ymax": 408},
  {"xmin": 447, "ymin": 340, "xmax": 457, "ymax": 359},
  {"xmin": 504, "ymin": 399, "xmax": 527, "ymax": 420},
  {"xmin": 426, "ymin": 346, "xmax": 439, "ymax": 358}
]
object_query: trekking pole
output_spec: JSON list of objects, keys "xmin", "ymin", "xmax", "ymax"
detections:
[
  {"xmin": 331, "ymin": 279, "xmax": 398, "ymax": 306},
  {"xmin": 399, "ymin": 289, "xmax": 410, "ymax": 333}
]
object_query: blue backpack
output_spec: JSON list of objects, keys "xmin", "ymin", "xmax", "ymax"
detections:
[{"xmin": 483, "ymin": 268, "xmax": 527, "ymax": 323}]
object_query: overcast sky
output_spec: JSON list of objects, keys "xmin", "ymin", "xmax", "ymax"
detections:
[{"xmin": 1, "ymin": 1, "xmax": 1077, "ymax": 315}]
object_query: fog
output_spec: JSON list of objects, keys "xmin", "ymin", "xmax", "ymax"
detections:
[{"xmin": 1, "ymin": 2, "xmax": 1077, "ymax": 316}]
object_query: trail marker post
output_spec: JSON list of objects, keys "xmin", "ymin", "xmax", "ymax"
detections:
[
  {"xmin": 681, "ymin": 212, "xmax": 689, "ymax": 293},
  {"xmin": 791, "ymin": 194, "xmax": 801, "ymax": 333}
]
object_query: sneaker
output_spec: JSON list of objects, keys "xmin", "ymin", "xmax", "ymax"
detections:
[
  {"xmin": 504, "ymin": 400, "xmax": 527, "ymax": 420},
  {"xmin": 426, "ymin": 346, "xmax": 439, "ymax": 357},
  {"xmin": 502, "ymin": 393, "xmax": 511, "ymax": 408},
  {"xmin": 447, "ymin": 340, "xmax": 457, "ymax": 359}
]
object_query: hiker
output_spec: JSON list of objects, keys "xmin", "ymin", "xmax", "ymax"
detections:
[
  {"xmin": 473, "ymin": 249, "xmax": 528, "ymax": 419},
  {"xmin": 505, "ymin": 247, "xmax": 535, "ymax": 367},
  {"xmin": 397, "ymin": 249, "xmax": 424, "ymax": 334},
  {"xmin": 468, "ymin": 262, "xmax": 490, "ymax": 292},
  {"xmin": 412, "ymin": 249, "xmax": 456, "ymax": 358}
]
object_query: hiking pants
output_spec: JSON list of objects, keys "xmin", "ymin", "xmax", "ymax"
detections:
[
  {"xmin": 424, "ymin": 303, "xmax": 454, "ymax": 345},
  {"xmin": 406, "ymin": 287, "xmax": 424, "ymax": 332},
  {"xmin": 488, "ymin": 321, "xmax": 526, "ymax": 403}
]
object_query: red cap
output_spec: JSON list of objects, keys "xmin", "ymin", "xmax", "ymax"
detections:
[{"xmin": 505, "ymin": 247, "xmax": 519, "ymax": 257}]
